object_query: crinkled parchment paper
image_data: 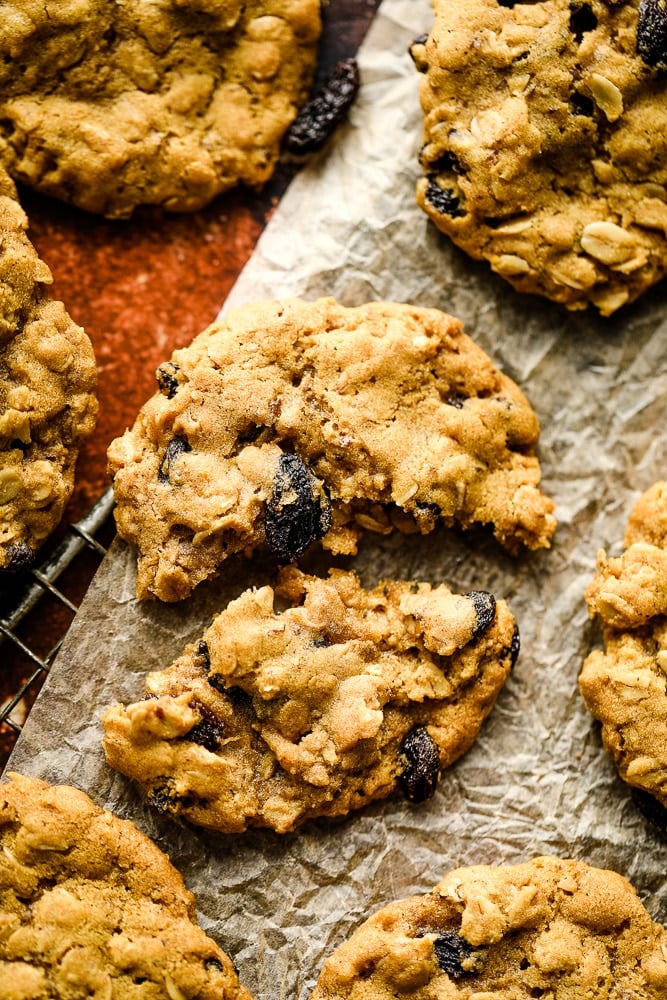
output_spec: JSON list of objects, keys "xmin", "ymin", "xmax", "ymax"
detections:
[{"xmin": 6, "ymin": 1, "xmax": 667, "ymax": 996}]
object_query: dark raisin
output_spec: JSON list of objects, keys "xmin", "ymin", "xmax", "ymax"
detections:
[
  {"xmin": 264, "ymin": 453, "xmax": 332, "ymax": 561},
  {"xmin": 147, "ymin": 784, "xmax": 189, "ymax": 815},
  {"xmin": 204, "ymin": 958, "xmax": 224, "ymax": 973},
  {"xmin": 226, "ymin": 685, "xmax": 252, "ymax": 707},
  {"xmin": 155, "ymin": 361, "xmax": 181, "ymax": 398},
  {"xmin": 428, "ymin": 150, "xmax": 463, "ymax": 174},
  {"xmin": 185, "ymin": 704, "xmax": 224, "ymax": 751},
  {"xmin": 445, "ymin": 392, "xmax": 467, "ymax": 408},
  {"xmin": 195, "ymin": 639, "xmax": 210, "ymax": 669},
  {"xmin": 569, "ymin": 3, "xmax": 597, "ymax": 41},
  {"xmin": 433, "ymin": 931, "xmax": 475, "ymax": 978},
  {"xmin": 312, "ymin": 635, "xmax": 331, "ymax": 648},
  {"xmin": 508, "ymin": 623, "xmax": 520, "ymax": 668},
  {"xmin": 158, "ymin": 435, "xmax": 191, "ymax": 483},
  {"xmin": 466, "ymin": 591, "xmax": 497, "ymax": 641},
  {"xmin": 284, "ymin": 58, "xmax": 360, "ymax": 155},
  {"xmin": 637, "ymin": 0, "xmax": 667, "ymax": 69},
  {"xmin": 2, "ymin": 541, "xmax": 35, "ymax": 573},
  {"xmin": 425, "ymin": 180, "xmax": 465, "ymax": 219},
  {"xmin": 570, "ymin": 92, "xmax": 595, "ymax": 116},
  {"xmin": 409, "ymin": 33, "xmax": 429, "ymax": 72},
  {"xmin": 398, "ymin": 725, "xmax": 441, "ymax": 803}
]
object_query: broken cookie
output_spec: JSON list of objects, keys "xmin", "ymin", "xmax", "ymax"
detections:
[
  {"xmin": 108, "ymin": 297, "xmax": 556, "ymax": 602},
  {"xmin": 102, "ymin": 566, "xmax": 519, "ymax": 833}
]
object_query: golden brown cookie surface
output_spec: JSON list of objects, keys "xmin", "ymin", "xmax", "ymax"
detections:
[
  {"xmin": 0, "ymin": 0, "xmax": 321, "ymax": 218},
  {"xmin": 308, "ymin": 856, "xmax": 667, "ymax": 999},
  {"xmin": 108, "ymin": 297, "xmax": 556, "ymax": 602},
  {"xmin": 414, "ymin": 0, "xmax": 667, "ymax": 315},
  {"xmin": 0, "ymin": 773, "xmax": 252, "ymax": 1000},
  {"xmin": 102, "ymin": 566, "xmax": 518, "ymax": 833},
  {"xmin": 0, "ymin": 168, "xmax": 97, "ymax": 571},
  {"xmin": 580, "ymin": 481, "xmax": 667, "ymax": 808}
]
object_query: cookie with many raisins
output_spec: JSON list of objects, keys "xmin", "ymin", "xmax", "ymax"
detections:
[
  {"xmin": 0, "ymin": 0, "xmax": 321, "ymax": 219},
  {"xmin": 579, "ymin": 481, "xmax": 667, "ymax": 812},
  {"xmin": 308, "ymin": 856, "xmax": 667, "ymax": 999},
  {"xmin": 107, "ymin": 297, "xmax": 555, "ymax": 602},
  {"xmin": 102, "ymin": 566, "xmax": 519, "ymax": 833},
  {"xmin": 0, "ymin": 773, "xmax": 251, "ymax": 1000},
  {"xmin": 413, "ymin": 0, "xmax": 667, "ymax": 315},
  {"xmin": 0, "ymin": 167, "xmax": 97, "ymax": 572}
]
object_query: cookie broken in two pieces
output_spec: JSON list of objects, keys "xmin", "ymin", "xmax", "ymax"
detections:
[{"xmin": 104, "ymin": 296, "xmax": 555, "ymax": 833}]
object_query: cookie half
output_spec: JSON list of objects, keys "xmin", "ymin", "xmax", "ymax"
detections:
[
  {"xmin": 0, "ymin": 0, "xmax": 321, "ymax": 218},
  {"xmin": 413, "ymin": 0, "xmax": 667, "ymax": 315},
  {"xmin": 108, "ymin": 297, "xmax": 556, "ymax": 601},
  {"xmin": 0, "ymin": 773, "xmax": 251, "ymax": 1000},
  {"xmin": 0, "ymin": 168, "xmax": 97, "ymax": 572},
  {"xmin": 579, "ymin": 481, "xmax": 667, "ymax": 808},
  {"xmin": 102, "ymin": 566, "xmax": 518, "ymax": 833},
  {"xmin": 308, "ymin": 856, "xmax": 667, "ymax": 998}
]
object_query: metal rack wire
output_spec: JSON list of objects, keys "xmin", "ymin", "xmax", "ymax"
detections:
[{"xmin": 0, "ymin": 488, "xmax": 115, "ymax": 766}]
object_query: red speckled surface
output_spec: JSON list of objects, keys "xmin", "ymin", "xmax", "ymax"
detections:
[{"xmin": 0, "ymin": 1, "xmax": 385, "ymax": 767}]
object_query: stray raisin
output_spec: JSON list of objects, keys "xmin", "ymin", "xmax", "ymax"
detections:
[
  {"xmin": 155, "ymin": 361, "xmax": 181, "ymax": 398},
  {"xmin": 425, "ymin": 180, "xmax": 465, "ymax": 219},
  {"xmin": 637, "ymin": 0, "xmax": 667, "ymax": 70},
  {"xmin": 264, "ymin": 452, "xmax": 332, "ymax": 561},
  {"xmin": 158, "ymin": 435, "xmax": 191, "ymax": 483},
  {"xmin": 466, "ymin": 591, "xmax": 497, "ymax": 641},
  {"xmin": 398, "ymin": 726, "xmax": 441, "ymax": 803},
  {"xmin": 433, "ymin": 931, "xmax": 475, "ymax": 978},
  {"xmin": 284, "ymin": 58, "xmax": 360, "ymax": 155},
  {"xmin": 185, "ymin": 704, "xmax": 224, "ymax": 751},
  {"xmin": 569, "ymin": 3, "xmax": 597, "ymax": 41},
  {"xmin": 2, "ymin": 541, "xmax": 35, "ymax": 573}
]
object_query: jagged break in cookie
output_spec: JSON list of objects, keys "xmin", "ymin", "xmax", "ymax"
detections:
[
  {"xmin": 108, "ymin": 297, "xmax": 556, "ymax": 601},
  {"xmin": 0, "ymin": 167, "xmax": 97, "ymax": 572},
  {"xmin": 413, "ymin": 0, "xmax": 667, "ymax": 315},
  {"xmin": 0, "ymin": 773, "xmax": 252, "ymax": 1000},
  {"xmin": 308, "ymin": 856, "xmax": 667, "ymax": 999},
  {"xmin": 102, "ymin": 566, "xmax": 519, "ymax": 833},
  {"xmin": 579, "ymin": 481, "xmax": 667, "ymax": 810},
  {"xmin": 0, "ymin": 0, "xmax": 321, "ymax": 218}
]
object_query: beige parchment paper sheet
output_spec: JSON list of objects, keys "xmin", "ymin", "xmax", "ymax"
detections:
[{"xmin": 6, "ymin": 1, "xmax": 667, "ymax": 997}]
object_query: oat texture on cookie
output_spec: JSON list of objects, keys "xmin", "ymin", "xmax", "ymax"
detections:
[
  {"xmin": 0, "ymin": 167, "xmax": 97, "ymax": 572},
  {"xmin": 102, "ymin": 566, "xmax": 518, "ymax": 833},
  {"xmin": 308, "ymin": 856, "xmax": 667, "ymax": 999},
  {"xmin": 0, "ymin": 773, "xmax": 252, "ymax": 1000},
  {"xmin": 0, "ymin": 0, "xmax": 321, "ymax": 218},
  {"xmin": 413, "ymin": 0, "xmax": 667, "ymax": 315},
  {"xmin": 108, "ymin": 297, "xmax": 556, "ymax": 602},
  {"xmin": 580, "ymin": 481, "xmax": 667, "ymax": 809}
]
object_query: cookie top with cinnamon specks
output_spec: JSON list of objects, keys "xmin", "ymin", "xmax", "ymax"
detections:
[
  {"xmin": 0, "ymin": 773, "xmax": 252, "ymax": 1000},
  {"xmin": 413, "ymin": 0, "xmax": 667, "ymax": 315},
  {"xmin": 108, "ymin": 296, "xmax": 555, "ymax": 602},
  {"xmin": 0, "ymin": 167, "xmax": 97, "ymax": 572},
  {"xmin": 308, "ymin": 856, "xmax": 667, "ymax": 999},
  {"xmin": 580, "ymin": 481, "xmax": 667, "ymax": 811},
  {"xmin": 0, "ymin": 0, "xmax": 321, "ymax": 218},
  {"xmin": 103, "ymin": 566, "xmax": 518, "ymax": 833}
]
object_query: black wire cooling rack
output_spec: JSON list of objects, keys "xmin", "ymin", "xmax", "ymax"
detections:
[{"xmin": 0, "ymin": 488, "xmax": 115, "ymax": 767}]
